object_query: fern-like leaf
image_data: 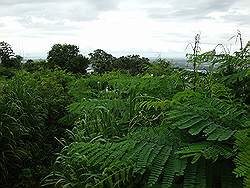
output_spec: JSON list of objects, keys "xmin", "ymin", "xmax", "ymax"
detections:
[{"xmin": 147, "ymin": 145, "xmax": 172, "ymax": 186}]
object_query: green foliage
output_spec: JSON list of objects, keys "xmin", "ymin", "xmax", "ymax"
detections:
[
  {"xmin": 66, "ymin": 98, "xmax": 131, "ymax": 140},
  {"xmin": 89, "ymin": 49, "xmax": 116, "ymax": 74},
  {"xmin": 146, "ymin": 58, "xmax": 173, "ymax": 76},
  {"xmin": 88, "ymin": 50, "xmax": 151, "ymax": 75},
  {"xmin": 167, "ymin": 92, "xmax": 247, "ymax": 141},
  {"xmin": 0, "ymin": 70, "xmax": 74, "ymax": 187},
  {"xmin": 0, "ymin": 41, "xmax": 22, "ymax": 69},
  {"xmin": 47, "ymin": 43, "xmax": 89, "ymax": 74},
  {"xmin": 234, "ymin": 128, "xmax": 250, "ymax": 187},
  {"xmin": 44, "ymin": 127, "xmax": 176, "ymax": 187},
  {"xmin": 45, "ymin": 125, "xmax": 242, "ymax": 188},
  {"xmin": 187, "ymin": 41, "xmax": 250, "ymax": 103},
  {"xmin": 217, "ymin": 52, "xmax": 249, "ymax": 104},
  {"xmin": 113, "ymin": 55, "xmax": 150, "ymax": 75},
  {"xmin": 68, "ymin": 54, "xmax": 90, "ymax": 74},
  {"xmin": 44, "ymin": 69, "xmax": 247, "ymax": 187},
  {"xmin": 22, "ymin": 59, "xmax": 50, "ymax": 73},
  {"xmin": 0, "ymin": 64, "xmax": 16, "ymax": 78},
  {"xmin": 1, "ymin": 37, "xmax": 249, "ymax": 188},
  {"xmin": 177, "ymin": 142, "xmax": 235, "ymax": 163},
  {"xmin": 0, "ymin": 41, "xmax": 15, "ymax": 67}
]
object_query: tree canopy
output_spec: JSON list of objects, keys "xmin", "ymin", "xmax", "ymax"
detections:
[
  {"xmin": 47, "ymin": 43, "xmax": 89, "ymax": 74},
  {"xmin": 89, "ymin": 49, "xmax": 116, "ymax": 73},
  {"xmin": 89, "ymin": 49, "xmax": 151, "ymax": 75},
  {"xmin": 113, "ymin": 55, "xmax": 150, "ymax": 75},
  {"xmin": 0, "ymin": 41, "xmax": 21, "ymax": 69}
]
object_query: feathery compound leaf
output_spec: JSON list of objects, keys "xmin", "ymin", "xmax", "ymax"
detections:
[
  {"xmin": 102, "ymin": 141, "xmax": 136, "ymax": 169},
  {"xmin": 234, "ymin": 129, "xmax": 250, "ymax": 187},
  {"xmin": 147, "ymin": 145, "xmax": 172, "ymax": 186},
  {"xmin": 206, "ymin": 128, "xmax": 221, "ymax": 140},
  {"xmin": 121, "ymin": 141, "xmax": 147, "ymax": 162},
  {"xmin": 183, "ymin": 162, "xmax": 198, "ymax": 188},
  {"xmin": 177, "ymin": 142, "xmax": 235, "ymax": 162},
  {"xmin": 203, "ymin": 124, "xmax": 217, "ymax": 135},
  {"xmin": 147, "ymin": 145, "xmax": 164, "ymax": 168},
  {"xmin": 169, "ymin": 109, "xmax": 236, "ymax": 141},
  {"xmin": 168, "ymin": 93, "xmax": 246, "ymax": 142},
  {"xmin": 207, "ymin": 127, "xmax": 236, "ymax": 141},
  {"xmin": 188, "ymin": 121, "xmax": 213, "ymax": 135},
  {"xmin": 161, "ymin": 153, "xmax": 176, "ymax": 188},
  {"xmin": 182, "ymin": 159, "xmax": 207, "ymax": 188},
  {"xmin": 89, "ymin": 144, "xmax": 113, "ymax": 166},
  {"xmin": 174, "ymin": 158, "xmax": 188, "ymax": 176},
  {"xmin": 195, "ymin": 159, "xmax": 206, "ymax": 188},
  {"xmin": 178, "ymin": 116, "xmax": 205, "ymax": 130},
  {"xmin": 134, "ymin": 143, "xmax": 155, "ymax": 174}
]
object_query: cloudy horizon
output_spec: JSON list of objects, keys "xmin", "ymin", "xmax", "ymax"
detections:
[{"xmin": 0, "ymin": 0, "xmax": 249, "ymax": 59}]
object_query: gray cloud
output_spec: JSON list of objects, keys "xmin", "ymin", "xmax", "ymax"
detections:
[
  {"xmin": 0, "ymin": 2, "xmax": 112, "ymax": 40},
  {"xmin": 146, "ymin": 0, "xmax": 236, "ymax": 21},
  {"xmin": 0, "ymin": 0, "xmax": 92, "ymax": 5},
  {"xmin": 16, "ymin": 17, "xmax": 80, "ymax": 37},
  {"xmin": 0, "ymin": 0, "xmax": 249, "ymax": 58},
  {"xmin": 0, "ymin": 0, "xmax": 120, "ymax": 37},
  {"xmin": 0, "ymin": 0, "xmax": 118, "ymax": 8},
  {"xmin": 1, "ymin": 0, "xmax": 248, "ymax": 27},
  {"xmin": 221, "ymin": 13, "xmax": 250, "ymax": 26},
  {"xmin": 0, "ymin": 0, "xmax": 119, "ymax": 21}
]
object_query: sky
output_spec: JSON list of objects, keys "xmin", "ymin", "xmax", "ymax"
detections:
[{"xmin": 0, "ymin": 0, "xmax": 249, "ymax": 59}]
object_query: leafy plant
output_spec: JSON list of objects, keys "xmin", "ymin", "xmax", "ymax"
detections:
[
  {"xmin": 0, "ymin": 70, "xmax": 74, "ymax": 187},
  {"xmin": 234, "ymin": 128, "xmax": 250, "ymax": 187}
]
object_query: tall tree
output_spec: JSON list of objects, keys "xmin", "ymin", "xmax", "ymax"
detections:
[
  {"xmin": 47, "ymin": 44, "xmax": 89, "ymax": 74},
  {"xmin": 113, "ymin": 55, "xmax": 150, "ymax": 75},
  {"xmin": 68, "ymin": 54, "xmax": 89, "ymax": 74},
  {"xmin": 0, "ymin": 41, "xmax": 15, "ymax": 68},
  {"xmin": 89, "ymin": 49, "xmax": 116, "ymax": 73}
]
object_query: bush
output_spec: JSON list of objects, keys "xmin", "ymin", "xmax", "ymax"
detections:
[{"xmin": 0, "ymin": 70, "xmax": 74, "ymax": 187}]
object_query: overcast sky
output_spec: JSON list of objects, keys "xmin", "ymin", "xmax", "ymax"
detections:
[{"xmin": 0, "ymin": 0, "xmax": 249, "ymax": 58}]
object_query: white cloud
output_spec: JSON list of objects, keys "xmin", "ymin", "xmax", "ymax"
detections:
[{"xmin": 0, "ymin": 0, "xmax": 249, "ymax": 58}]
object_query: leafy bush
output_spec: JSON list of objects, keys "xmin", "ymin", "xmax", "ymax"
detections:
[
  {"xmin": 44, "ymin": 75, "xmax": 248, "ymax": 188},
  {"xmin": 0, "ymin": 70, "xmax": 74, "ymax": 187},
  {"xmin": 1, "ymin": 38, "xmax": 249, "ymax": 188},
  {"xmin": 43, "ymin": 41, "xmax": 250, "ymax": 188},
  {"xmin": 234, "ymin": 128, "xmax": 250, "ymax": 187}
]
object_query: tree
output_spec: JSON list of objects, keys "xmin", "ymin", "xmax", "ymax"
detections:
[
  {"xmin": 47, "ymin": 44, "xmax": 89, "ymax": 74},
  {"xmin": 89, "ymin": 49, "xmax": 116, "ymax": 73},
  {"xmin": 0, "ymin": 41, "xmax": 15, "ymax": 68},
  {"xmin": 68, "ymin": 54, "xmax": 89, "ymax": 74},
  {"xmin": 12, "ymin": 55, "xmax": 23, "ymax": 69},
  {"xmin": 113, "ymin": 55, "xmax": 150, "ymax": 75},
  {"xmin": 23, "ymin": 59, "xmax": 35, "ymax": 72}
]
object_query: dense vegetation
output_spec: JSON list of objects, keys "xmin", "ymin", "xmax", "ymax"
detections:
[{"xmin": 0, "ymin": 38, "xmax": 249, "ymax": 188}]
